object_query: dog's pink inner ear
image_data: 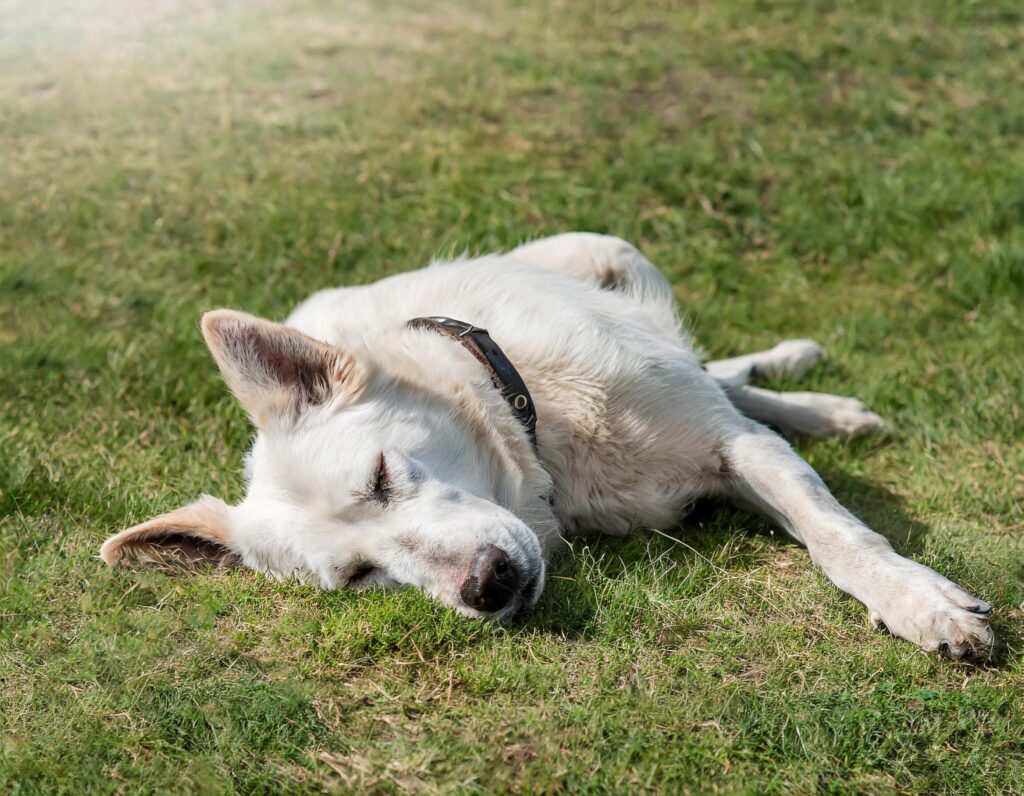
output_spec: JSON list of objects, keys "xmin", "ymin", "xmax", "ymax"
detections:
[
  {"xmin": 200, "ymin": 309, "xmax": 359, "ymax": 425},
  {"xmin": 100, "ymin": 496, "xmax": 239, "ymax": 568}
]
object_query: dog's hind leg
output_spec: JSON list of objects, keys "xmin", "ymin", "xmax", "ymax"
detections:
[
  {"xmin": 509, "ymin": 232, "xmax": 674, "ymax": 305},
  {"xmin": 704, "ymin": 340, "xmax": 825, "ymax": 388},
  {"xmin": 705, "ymin": 342, "xmax": 886, "ymax": 437},
  {"xmin": 722, "ymin": 385, "xmax": 886, "ymax": 438},
  {"xmin": 719, "ymin": 423, "xmax": 994, "ymax": 659}
]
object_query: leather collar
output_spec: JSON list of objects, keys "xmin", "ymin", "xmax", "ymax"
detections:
[{"xmin": 406, "ymin": 316, "xmax": 538, "ymax": 452}]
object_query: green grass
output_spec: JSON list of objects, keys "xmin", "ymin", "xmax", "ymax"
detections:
[{"xmin": 2, "ymin": 0, "xmax": 1023, "ymax": 792}]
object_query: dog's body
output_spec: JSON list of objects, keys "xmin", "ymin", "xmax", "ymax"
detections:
[{"xmin": 101, "ymin": 233, "xmax": 994, "ymax": 659}]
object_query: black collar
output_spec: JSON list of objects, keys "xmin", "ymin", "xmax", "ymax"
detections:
[{"xmin": 406, "ymin": 316, "xmax": 538, "ymax": 452}]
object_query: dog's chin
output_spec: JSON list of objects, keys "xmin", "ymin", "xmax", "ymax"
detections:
[{"xmin": 457, "ymin": 598, "xmax": 529, "ymax": 624}]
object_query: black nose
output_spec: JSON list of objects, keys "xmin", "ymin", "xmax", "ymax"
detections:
[{"xmin": 460, "ymin": 545, "xmax": 521, "ymax": 613}]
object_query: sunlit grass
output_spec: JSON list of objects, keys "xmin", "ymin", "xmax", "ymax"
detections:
[{"xmin": 2, "ymin": 0, "xmax": 1022, "ymax": 792}]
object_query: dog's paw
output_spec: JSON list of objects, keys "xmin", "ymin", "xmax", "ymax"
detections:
[
  {"xmin": 868, "ymin": 565, "xmax": 994, "ymax": 660},
  {"xmin": 782, "ymin": 392, "xmax": 887, "ymax": 438},
  {"xmin": 755, "ymin": 339, "xmax": 825, "ymax": 381},
  {"xmin": 815, "ymin": 394, "xmax": 887, "ymax": 437}
]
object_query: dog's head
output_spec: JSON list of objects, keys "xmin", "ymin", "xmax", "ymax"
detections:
[{"xmin": 101, "ymin": 310, "xmax": 556, "ymax": 621}]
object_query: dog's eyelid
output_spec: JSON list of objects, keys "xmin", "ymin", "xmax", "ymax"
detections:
[{"xmin": 360, "ymin": 451, "xmax": 392, "ymax": 506}]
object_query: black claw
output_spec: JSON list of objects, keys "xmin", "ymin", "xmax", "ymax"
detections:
[{"xmin": 968, "ymin": 604, "xmax": 993, "ymax": 616}]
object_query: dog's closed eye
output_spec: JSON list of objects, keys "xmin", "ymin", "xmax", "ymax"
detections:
[{"xmin": 362, "ymin": 452, "xmax": 392, "ymax": 506}]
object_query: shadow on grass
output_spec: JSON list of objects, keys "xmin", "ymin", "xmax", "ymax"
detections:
[
  {"xmin": 518, "ymin": 513, "xmax": 772, "ymax": 639},
  {"xmin": 513, "ymin": 550, "xmax": 596, "ymax": 639},
  {"xmin": 519, "ymin": 464, "xmax": 1024, "ymax": 668},
  {"xmin": 987, "ymin": 607, "xmax": 1024, "ymax": 668},
  {"xmin": 816, "ymin": 466, "xmax": 932, "ymax": 557},
  {"xmin": 817, "ymin": 467, "xmax": 1022, "ymax": 666}
]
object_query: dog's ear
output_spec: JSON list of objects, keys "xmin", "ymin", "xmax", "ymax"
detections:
[
  {"xmin": 200, "ymin": 309, "xmax": 362, "ymax": 426},
  {"xmin": 100, "ymin": 496, "xmax": 240, "ymax": 568}
]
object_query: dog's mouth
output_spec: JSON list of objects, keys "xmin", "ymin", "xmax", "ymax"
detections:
[
  {"xmin": 519, "ymin": 569, "xmax": 542, "ymax": 608},
  {"xmin": 493, "ymin": 569, "xmax": 544, "ymax": 623}
]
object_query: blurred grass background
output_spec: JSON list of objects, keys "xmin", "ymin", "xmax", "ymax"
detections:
[{"xmin": 1, "ymin": 0, "xmax": 1022, "ymax": 792}]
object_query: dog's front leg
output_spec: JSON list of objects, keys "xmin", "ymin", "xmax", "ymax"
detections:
[{"xmin": 721, "ymin": 424, "xmax": 994, "ymax": 659}]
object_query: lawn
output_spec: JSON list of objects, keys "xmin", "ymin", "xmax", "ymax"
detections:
[{"xmin": 1, "ymin": 0, "xmax": 1023, "ymax": 792}]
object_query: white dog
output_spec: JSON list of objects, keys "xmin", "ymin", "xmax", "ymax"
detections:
[{"xmin": 101, "ymin": 233, "xmax": 994, "ymax": 659}]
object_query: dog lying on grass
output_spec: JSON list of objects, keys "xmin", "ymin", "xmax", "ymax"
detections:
[{"xmin": 101, "ymin": 233, "xmax": 994, "ymax": 659}]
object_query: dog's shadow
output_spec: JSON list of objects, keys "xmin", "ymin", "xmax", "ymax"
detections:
[
  {"xmin": 810, "ymin": 471, "xmax": 1022, "ymax": 666},
  {"xmin": 523, "ymin": 467, "xmax": 1021, "ymax": 667},
  {"xmin": 820, "ymin": 466, "xmax": 1021, "ymax": 667},
  {"xmin": 524, "ymin": 468, "xmax": 932, "ymax": 638},
  {"xmin": 816, "ymin": 466, "xmax": 932, "ymax": 557}
]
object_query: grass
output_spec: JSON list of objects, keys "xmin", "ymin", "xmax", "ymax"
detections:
[{"xmin": 1, "ymin": 0, "xmax": 1023, "ymax": 792}]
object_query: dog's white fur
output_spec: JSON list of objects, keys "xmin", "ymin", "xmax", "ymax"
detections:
[{"xmin": 101, "ymin": 233, "xmax": 994, "ymax": 658}]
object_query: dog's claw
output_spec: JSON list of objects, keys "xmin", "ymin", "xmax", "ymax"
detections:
[{"xmin": 968, "ymin": 603, "xmax": 993, "ymax": 616}]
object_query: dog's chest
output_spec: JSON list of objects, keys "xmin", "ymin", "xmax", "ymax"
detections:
[{"xmin": 520, "ymin": 353, "xmax": 728, "ymax": 537}]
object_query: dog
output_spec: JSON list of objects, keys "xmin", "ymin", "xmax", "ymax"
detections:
[{"xmin": 100, "ymin": 233, "xmax": 994, "ymax": 659}]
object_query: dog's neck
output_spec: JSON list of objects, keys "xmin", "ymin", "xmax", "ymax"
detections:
[{"xmin": 405, "ymin": 316, "xmax": 538, "ymax": 452}]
